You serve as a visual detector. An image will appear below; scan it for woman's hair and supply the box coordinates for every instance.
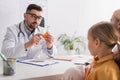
[88,21,120,67]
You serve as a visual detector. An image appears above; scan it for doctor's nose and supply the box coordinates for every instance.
[34,19,41,25]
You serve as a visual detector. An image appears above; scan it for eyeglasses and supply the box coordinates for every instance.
[26,13,42,20]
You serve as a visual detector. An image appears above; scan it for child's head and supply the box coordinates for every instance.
[87,22,120,59]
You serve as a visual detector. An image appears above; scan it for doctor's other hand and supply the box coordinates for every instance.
[43,33,54,49]
[25,33,41,49]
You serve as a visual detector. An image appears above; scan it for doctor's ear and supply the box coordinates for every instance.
[24,13,27,19]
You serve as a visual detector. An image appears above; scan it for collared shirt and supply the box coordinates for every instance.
[23,22,34,39]
[85,54,120,80]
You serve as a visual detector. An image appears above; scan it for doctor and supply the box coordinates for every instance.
[1,4,57,59]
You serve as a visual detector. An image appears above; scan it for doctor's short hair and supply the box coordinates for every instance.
[26,4,42,13]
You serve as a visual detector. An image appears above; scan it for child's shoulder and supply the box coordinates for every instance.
[103,60,119,71]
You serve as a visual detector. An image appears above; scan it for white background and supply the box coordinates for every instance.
[0,0,120,54]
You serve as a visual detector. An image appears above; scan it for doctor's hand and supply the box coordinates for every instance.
[43,33,54,49]
[25,33,41,49]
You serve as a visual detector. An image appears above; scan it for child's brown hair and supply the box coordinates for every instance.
[88,21,120,68]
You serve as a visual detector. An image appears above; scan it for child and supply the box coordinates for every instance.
[62,21,120,80]
[85,21,120,80]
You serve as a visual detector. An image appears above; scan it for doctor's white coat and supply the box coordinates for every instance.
[1,21,57,59]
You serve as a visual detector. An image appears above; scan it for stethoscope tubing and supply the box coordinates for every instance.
[18,22,25,37]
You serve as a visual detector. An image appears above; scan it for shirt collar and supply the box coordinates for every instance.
[23,21,35,37]
[96,54,114,63]
[91,54,114,67]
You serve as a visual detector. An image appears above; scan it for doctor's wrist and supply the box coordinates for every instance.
[47,45,53,50]
[24,41,33,49]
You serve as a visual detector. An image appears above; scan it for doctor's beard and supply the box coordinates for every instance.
[29,22,39,30]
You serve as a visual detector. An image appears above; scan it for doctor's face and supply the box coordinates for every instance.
[24,9,42,31]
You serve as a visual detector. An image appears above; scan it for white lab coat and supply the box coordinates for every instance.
[1,21,57,59]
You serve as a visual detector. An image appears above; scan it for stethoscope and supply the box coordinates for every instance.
[18,22,25,37]
[17,22,53,57]
[17,22,36,38]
